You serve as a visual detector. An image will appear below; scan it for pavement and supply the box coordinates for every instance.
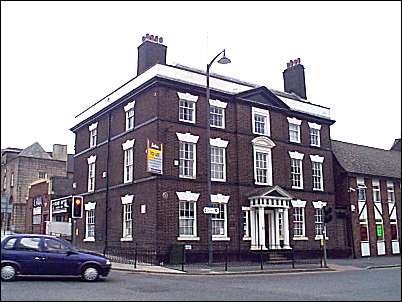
[110,255,401,275]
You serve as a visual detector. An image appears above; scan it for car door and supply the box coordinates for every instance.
[40,237,75,275]
[14,236,44,275]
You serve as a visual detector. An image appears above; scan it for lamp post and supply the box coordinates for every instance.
[206,49,231,266]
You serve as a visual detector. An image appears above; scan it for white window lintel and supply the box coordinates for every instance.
[124,100,136,112]
[84,202,96,211]
[210,137,229,148]
[289,151,304,160]
[312,201,327,209]
[122,139,135,150]
[121,194,134,205]
[211,194,230,204]
[287,117,302,125]
[177,92,198,102]
[88,122,98,131]
[291,199,307,208]
[310,155,324,163]
[87,155,97,164]
[308,122,322,130]
[176,191,200,202]
[209,99,227,108]
[176,132,199,144]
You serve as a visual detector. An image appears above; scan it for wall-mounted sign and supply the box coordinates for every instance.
[147,139,163,174]
[52,197,71,214]
[376,224,383,239]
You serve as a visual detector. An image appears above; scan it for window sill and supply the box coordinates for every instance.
[211,125,225,129]
[211,178,226,182]
[83,237,95,242]
[314,235,329,240]
[289,140,301,144]
[253,131,269,136]
[120,237,133,242]
[179,119,196,124]
[212,237,230,241]
[293,236,308,241]
[255,182,271,186]
[313,188,324,192]
[179,175,196,180]
[291,186,304,190]
[124,180,133,185]
[177,236,200,241]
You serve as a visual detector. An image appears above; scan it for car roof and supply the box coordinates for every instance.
[4,234,59,239]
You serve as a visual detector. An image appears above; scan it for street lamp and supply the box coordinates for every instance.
[206,49,231,266]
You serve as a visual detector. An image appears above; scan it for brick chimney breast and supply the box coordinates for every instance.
[137,33,167,76]
[283,58,307,99]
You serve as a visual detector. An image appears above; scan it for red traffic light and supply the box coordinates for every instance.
[71,196,83,219]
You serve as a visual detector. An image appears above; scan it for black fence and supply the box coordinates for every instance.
[91,242,327,272]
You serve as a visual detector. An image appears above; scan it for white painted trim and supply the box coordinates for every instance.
[83,237,95,242]
[124,100,135,112]
[287,117,302,125]
[87,155,97,164]
[177,236,200,241]
[357,177,365,185]
[210,193,230,204]
[210,137,229,148]
[292,236,308,241]
[314,235,329,240]
[312,201,327,209]
[308,122,322,130]
[387,181,394,188]
[121,194,134,205]
[242,206,250,211]
[176,191,200,202]
[289,151,304,160]
[310,154,325,163]
[120,237,133,242]
[84,202,96,211]
[122,139,135,150]
[291,199,307,208]
[176,132,199,144]
[212,237,231,241]
[372,179,380,186]
[209,99,227,108]
[177,92,199,102]
[252,136,276,149]
[88,122,98,131]
[253,146,273,186]
[252,107,269,116]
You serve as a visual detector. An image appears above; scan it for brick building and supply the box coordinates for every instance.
[332,140,401,258]
[25,176,73,237]
[70,34,350,262]
[1,142,72,233]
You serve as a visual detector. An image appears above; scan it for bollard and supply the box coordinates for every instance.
[181,244,185,272]
[225,244,228,272]
[260,245,263,270]
[134,243,138,269]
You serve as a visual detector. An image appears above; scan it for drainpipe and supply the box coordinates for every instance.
[103,112,112,255]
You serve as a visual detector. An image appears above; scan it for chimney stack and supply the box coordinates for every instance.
[137,33,167,76]
[52,144,67,161]
[283,58,307,99]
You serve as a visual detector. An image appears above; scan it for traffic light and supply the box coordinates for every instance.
[323,206,333,224]
[71,196,83,218]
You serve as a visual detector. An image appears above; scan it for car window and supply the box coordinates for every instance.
[43,238,70,253]
[3,237,17,250]
[17,237,41,252]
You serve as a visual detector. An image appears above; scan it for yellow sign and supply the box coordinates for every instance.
[147,139,163,174]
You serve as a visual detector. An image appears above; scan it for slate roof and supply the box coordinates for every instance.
[18,142,52,160]
[391,138,401,151]
[332,140,401,179]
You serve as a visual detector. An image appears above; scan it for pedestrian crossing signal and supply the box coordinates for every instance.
[72,196,83,218]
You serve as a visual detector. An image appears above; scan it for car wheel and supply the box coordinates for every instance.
[1,264,16,281]
[82,266,99,282]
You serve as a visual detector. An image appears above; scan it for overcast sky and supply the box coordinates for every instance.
[1,1,401,154]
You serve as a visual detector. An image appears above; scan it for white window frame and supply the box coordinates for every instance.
[287,117,302,143]
[124,101,135,131]
[211,194,230,241]
[122,139,135,184]
[372,179,382,222]
[252,107,270,136]
[87,155,96,192]
[289,151,304,189]
[291,199,307,240]
[310,155,324,191]
[209,99,227,129]
[121,194,134,241]
[176,191,200,240]
[308,122,321,147]
[177,132,199,179]
[10,173,14,187]
[84,202,96,242]
[89,122,98,148]
[242,206,251,240]
[252,137,275,185]
[210,138,228,182]
[178,92,198,124]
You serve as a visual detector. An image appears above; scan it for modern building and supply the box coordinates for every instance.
[25,176,74,238]
[1,142,72,233]
[332,140,401,257]
[71,34,350,262]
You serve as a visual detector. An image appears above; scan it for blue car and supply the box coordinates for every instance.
[1,234,111,281]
